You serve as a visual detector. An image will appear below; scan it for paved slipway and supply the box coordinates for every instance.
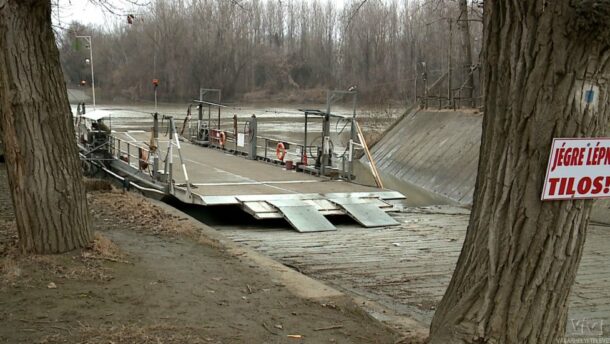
[218,206,610,338]
[364,109,610,224]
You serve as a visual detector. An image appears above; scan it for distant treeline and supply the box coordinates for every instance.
[58,0,482,104]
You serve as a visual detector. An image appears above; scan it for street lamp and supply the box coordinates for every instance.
[75,35,96,111]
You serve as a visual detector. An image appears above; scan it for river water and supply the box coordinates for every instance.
[74,102,449,207]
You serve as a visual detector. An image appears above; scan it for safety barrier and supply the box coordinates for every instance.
[199,125,318,167]
[110,136,152,172]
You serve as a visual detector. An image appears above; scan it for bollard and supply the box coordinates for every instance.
[246,115,257,160]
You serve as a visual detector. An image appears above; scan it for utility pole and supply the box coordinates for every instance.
[458,0,474,107]
[447,19,453,108]
[422,62,428,109]
[76,35,95,111]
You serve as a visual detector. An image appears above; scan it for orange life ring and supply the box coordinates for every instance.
[301,153,308,165]
[219,131,226,146]
[276,142,286,161]
[139,148,149,170]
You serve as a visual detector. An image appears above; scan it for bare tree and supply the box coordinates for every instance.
[58,0,483,104]
[429,0,610,342]
[0,0,91,253]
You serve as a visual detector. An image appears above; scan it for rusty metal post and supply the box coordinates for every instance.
[247,115,257,160]
[197,104,203,140]
[153,112,159,177]
[348,93,357,180]
[233,114,238,152]
[321,92,332,176]
[264,139,268,160]
[303,112,308,164]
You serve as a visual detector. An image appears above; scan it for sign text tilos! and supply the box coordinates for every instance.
[542,138,610,200]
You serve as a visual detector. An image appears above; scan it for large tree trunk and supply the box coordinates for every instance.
[429,1,609,343]
[457,0,474,107]
[0,0,92,253]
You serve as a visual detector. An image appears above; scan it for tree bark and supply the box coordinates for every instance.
[429,1,609,343]
[0,0,92,253]
[457,0,474,107]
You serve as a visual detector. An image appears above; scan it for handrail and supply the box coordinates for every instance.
[100,166,166,195]
[182,115,352,172]
[256,135,302,148]
[111,136,150,157]
[78,151,164,195]
[81,141,110,156]
[110,135,153,172]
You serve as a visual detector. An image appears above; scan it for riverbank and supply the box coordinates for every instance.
[368,108,610,223]
[0,164,409,343]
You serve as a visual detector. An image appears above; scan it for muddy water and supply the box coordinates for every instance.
[75,103,449,207]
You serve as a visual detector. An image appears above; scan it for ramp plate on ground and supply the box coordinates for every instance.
[268,200,336,232]
[331,198,399,227]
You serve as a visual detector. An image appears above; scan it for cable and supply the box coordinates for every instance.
[308,135,322,159]
[334,117,350,135]
[223,105,304,116]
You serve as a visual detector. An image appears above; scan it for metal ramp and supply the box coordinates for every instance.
[230,192,404,232]
[330,197,400,227]
[268,200,336,232]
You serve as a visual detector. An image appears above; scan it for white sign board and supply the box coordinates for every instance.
[542,138,610,200]
[237,133,245,147]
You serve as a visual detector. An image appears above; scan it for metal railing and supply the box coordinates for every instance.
[258,136,316,165]
[181,108,362,179]
[191,123,359,174]
[191,124,318,166]
[110,136,153,172]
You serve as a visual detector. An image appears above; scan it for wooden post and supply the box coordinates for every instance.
[355,121,383,189]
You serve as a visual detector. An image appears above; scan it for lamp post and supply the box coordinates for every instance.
[76,35,96,111]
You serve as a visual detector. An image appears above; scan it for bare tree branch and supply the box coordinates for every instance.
[347,0,368,27]
[229,0,249,12]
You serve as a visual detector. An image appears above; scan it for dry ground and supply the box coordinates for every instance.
[0,164,407,344]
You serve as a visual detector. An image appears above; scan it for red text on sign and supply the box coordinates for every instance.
[547,176,610,196]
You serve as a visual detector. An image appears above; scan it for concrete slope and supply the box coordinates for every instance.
[365,109,610,224]
[592,199,610,224]
[367,109,483,205]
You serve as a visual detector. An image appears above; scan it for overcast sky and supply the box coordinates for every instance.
[54,0,352,29]
[54,0,137,28]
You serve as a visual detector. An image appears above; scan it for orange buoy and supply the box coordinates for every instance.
[276,142,286,161]
[219,131,226,146]
[139,148,149,170]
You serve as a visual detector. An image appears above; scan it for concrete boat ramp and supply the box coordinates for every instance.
[218,206,610,336]
[109,130,403,232]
